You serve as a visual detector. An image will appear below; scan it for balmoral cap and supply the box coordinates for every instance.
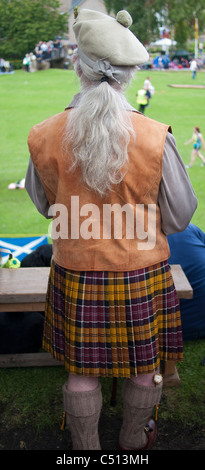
[73,9,149,67]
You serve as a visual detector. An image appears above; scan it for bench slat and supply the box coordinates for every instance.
[0,265,193,311]
[170,265,193,299]
[0,267,49,304]
[0,352,62,368]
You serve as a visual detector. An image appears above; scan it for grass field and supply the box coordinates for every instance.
[0,68,205,448]
[0,68,205,234]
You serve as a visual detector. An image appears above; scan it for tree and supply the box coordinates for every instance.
[104,0,125,13]
[104,0,161,44]
[104,0,205,46]
[164,0,205,46]
[0,0,68,59]
[154,0,205,47]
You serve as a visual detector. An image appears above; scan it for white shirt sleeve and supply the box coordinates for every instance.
[159,132,197,235]
[25,157,52,219]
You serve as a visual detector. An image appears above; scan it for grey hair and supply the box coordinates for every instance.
[63,53,136,196]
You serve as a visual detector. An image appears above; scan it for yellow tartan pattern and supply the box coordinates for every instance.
[43,261,183,377]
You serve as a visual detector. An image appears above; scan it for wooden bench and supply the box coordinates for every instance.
[0,265,193,386]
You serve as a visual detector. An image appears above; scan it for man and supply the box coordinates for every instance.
[190,58,197,79]
[25,9,197,450]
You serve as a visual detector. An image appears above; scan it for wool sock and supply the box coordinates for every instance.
[119,378,162,449]
[62,382,102,450]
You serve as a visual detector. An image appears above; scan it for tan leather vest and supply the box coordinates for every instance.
[28,109,171,271]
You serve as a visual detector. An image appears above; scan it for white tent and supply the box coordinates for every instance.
[150,38,177,54]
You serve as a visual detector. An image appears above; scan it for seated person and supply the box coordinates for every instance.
[168,223,205,340]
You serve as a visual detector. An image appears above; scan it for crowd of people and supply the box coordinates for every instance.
[143,49,205,72]
[34,39,63,61]
[22,39,66,72]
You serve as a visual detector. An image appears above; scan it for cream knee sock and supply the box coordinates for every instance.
[62,382,102,450]
[119,379,162,450]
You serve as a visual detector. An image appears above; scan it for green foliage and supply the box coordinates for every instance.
[163,0,205,46]
[104,0,160,44]
[174,20,189,47]
[166,0,205,32]
[104,0,124,14]
[127,1,159,45]
[0,0,68,60]
[11,59,23,70]
[104,0,205,46]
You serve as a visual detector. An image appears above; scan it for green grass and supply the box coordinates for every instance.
[1,68,205,439]
[1,340,205,433]
[161,339,205,425]
[127,70,205,232]
[0,69,79,234]
[0,68,205,234]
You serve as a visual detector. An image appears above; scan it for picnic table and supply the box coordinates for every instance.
[0,265,193,386]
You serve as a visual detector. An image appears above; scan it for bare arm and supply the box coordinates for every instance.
[184,138,193,145]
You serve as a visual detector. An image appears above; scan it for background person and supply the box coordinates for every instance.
[136,86,148,113]
[143,76,154,106]
[185,126,205,168]
[23,53,30,72]
[25,9,197,451]
[190,58,197,79]
[168,224,205,341]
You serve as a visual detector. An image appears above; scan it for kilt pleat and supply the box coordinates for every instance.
[42,260,183,377]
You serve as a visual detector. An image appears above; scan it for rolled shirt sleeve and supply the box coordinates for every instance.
[159,132,197,235]
[25,157,52,219]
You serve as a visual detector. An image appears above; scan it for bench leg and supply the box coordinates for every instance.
[110,377,118,406]
[160,360,181,387]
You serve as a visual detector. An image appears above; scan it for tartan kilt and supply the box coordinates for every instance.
[42,260,183,377]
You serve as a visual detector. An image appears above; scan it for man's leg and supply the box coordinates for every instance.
[119,372,163,450]
[63,375,102,450]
